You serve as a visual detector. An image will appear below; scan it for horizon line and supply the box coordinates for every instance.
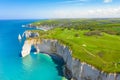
[0,17,120,20]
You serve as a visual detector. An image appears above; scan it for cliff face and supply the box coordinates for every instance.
[21,40,33,57]
[23,31,39,38]
[21,39,120,80]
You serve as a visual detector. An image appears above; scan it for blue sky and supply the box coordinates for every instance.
[0,0,120,19]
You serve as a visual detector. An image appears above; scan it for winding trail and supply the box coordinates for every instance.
[82,47,107,63]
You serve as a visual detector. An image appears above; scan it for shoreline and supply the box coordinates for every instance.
[21,19,120,79]
[21,38,120,80]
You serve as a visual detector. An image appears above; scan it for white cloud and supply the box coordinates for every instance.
[20,7,120,19]
[49,7,120,18]
[104,0,112,3]
[52,9,89,18]
[88,7,120,17]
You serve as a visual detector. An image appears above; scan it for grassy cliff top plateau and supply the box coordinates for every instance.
[32,18,120,35]
[30,19,120,73]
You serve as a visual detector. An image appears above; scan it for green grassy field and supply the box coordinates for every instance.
[32,18,120,35]
[30,19,120,73]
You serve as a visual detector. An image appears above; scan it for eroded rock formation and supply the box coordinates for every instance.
[21,38,120,80]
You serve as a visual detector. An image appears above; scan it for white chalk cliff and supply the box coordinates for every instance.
[21,38,120,80]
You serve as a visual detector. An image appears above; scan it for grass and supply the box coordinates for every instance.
[31,28,120,73]
[31,18,120,35]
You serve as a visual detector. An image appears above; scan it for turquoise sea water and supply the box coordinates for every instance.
[0,20,65,80]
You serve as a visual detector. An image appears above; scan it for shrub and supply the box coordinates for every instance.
[104,30,117,35]
[74,33,80,37]
[84,30,103,36]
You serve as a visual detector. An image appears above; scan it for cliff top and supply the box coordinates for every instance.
[29,19,120,73]
[31,18,120,35]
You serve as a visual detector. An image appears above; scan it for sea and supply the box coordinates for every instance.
[0,20,66,80]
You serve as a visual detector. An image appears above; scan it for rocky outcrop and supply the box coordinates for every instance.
[21,39,41,57]
[27,24,54,31]
[21,40,32,57]
[22,31,39,38]
[21,39,120,80]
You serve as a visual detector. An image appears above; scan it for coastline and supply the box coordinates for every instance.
[21,38,120,80]
[21,29,120,80]
[21,18,120,80]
